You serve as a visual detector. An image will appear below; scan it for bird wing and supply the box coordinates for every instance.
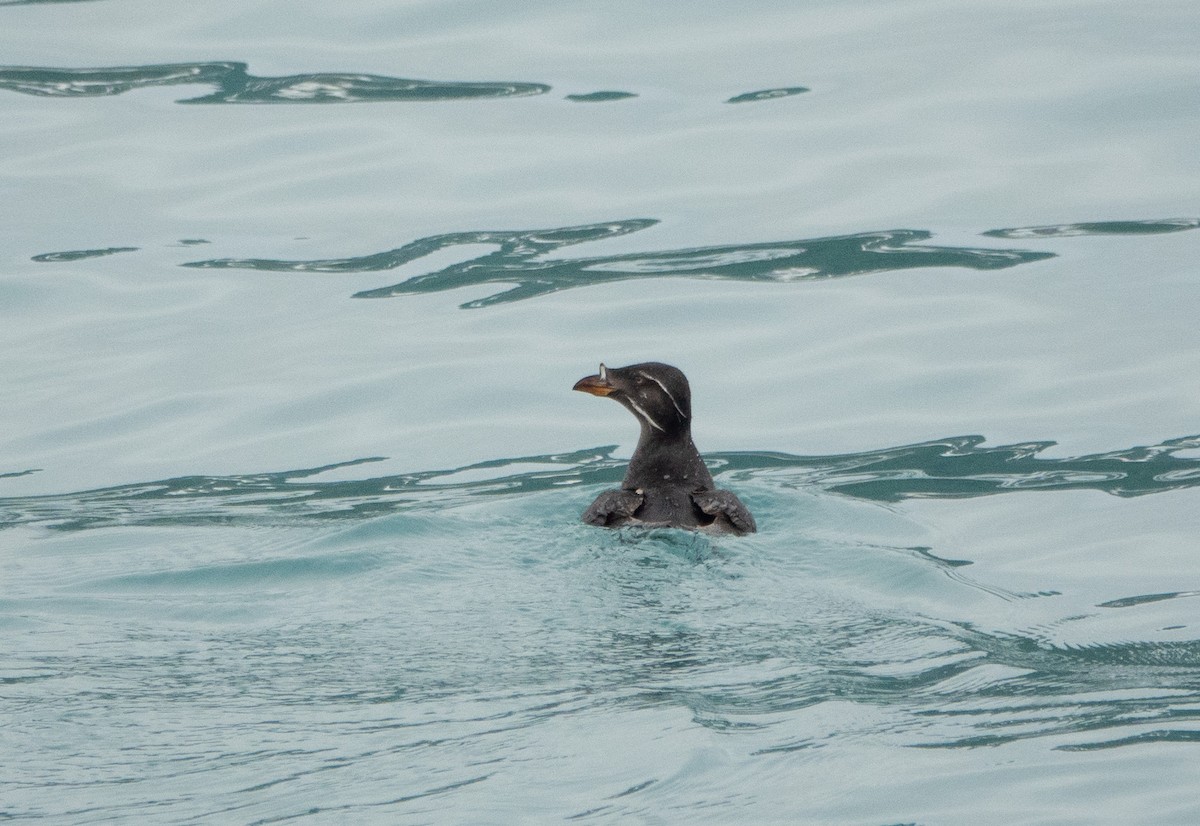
[691,489,757,534]
[582,488,644,526]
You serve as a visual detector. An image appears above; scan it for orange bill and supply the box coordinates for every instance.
[573,373,615,396]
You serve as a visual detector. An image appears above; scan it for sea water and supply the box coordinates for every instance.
[2,1,1199,822]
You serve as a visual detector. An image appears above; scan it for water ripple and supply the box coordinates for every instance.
[182,219,1054,308]
[767,433,1200,502]
[1098,591,1200,609]
[5,448,1199,814]
[31,246,138,263]
[984,217,1200,239]
[565,91,638,102]
[3,434,1198,531]
[0,62,550,104]
[726,86,810,103]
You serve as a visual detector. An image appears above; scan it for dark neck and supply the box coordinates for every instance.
[623,425,714,492]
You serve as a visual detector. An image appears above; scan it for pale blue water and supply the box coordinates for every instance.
[2,1,1200,823]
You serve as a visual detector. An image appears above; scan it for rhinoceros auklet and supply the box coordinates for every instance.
[573,361,756,535]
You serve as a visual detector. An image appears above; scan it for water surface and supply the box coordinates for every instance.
[2,0,1199,822]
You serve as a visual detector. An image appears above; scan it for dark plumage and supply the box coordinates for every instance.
[573,362,756,535]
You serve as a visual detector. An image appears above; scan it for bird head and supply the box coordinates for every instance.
[573,361,692,436]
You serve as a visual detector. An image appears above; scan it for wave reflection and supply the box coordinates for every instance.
[3,434,1197,532]
[565,91,638,102]
[726,86,810,103]
[747,433,1200,502]
[31,246,138,263]
[184,219,1055,308]
[984,217,1200,239]
[0,62,551,104]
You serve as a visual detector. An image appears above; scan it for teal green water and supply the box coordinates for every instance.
[3,1,1200,823]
